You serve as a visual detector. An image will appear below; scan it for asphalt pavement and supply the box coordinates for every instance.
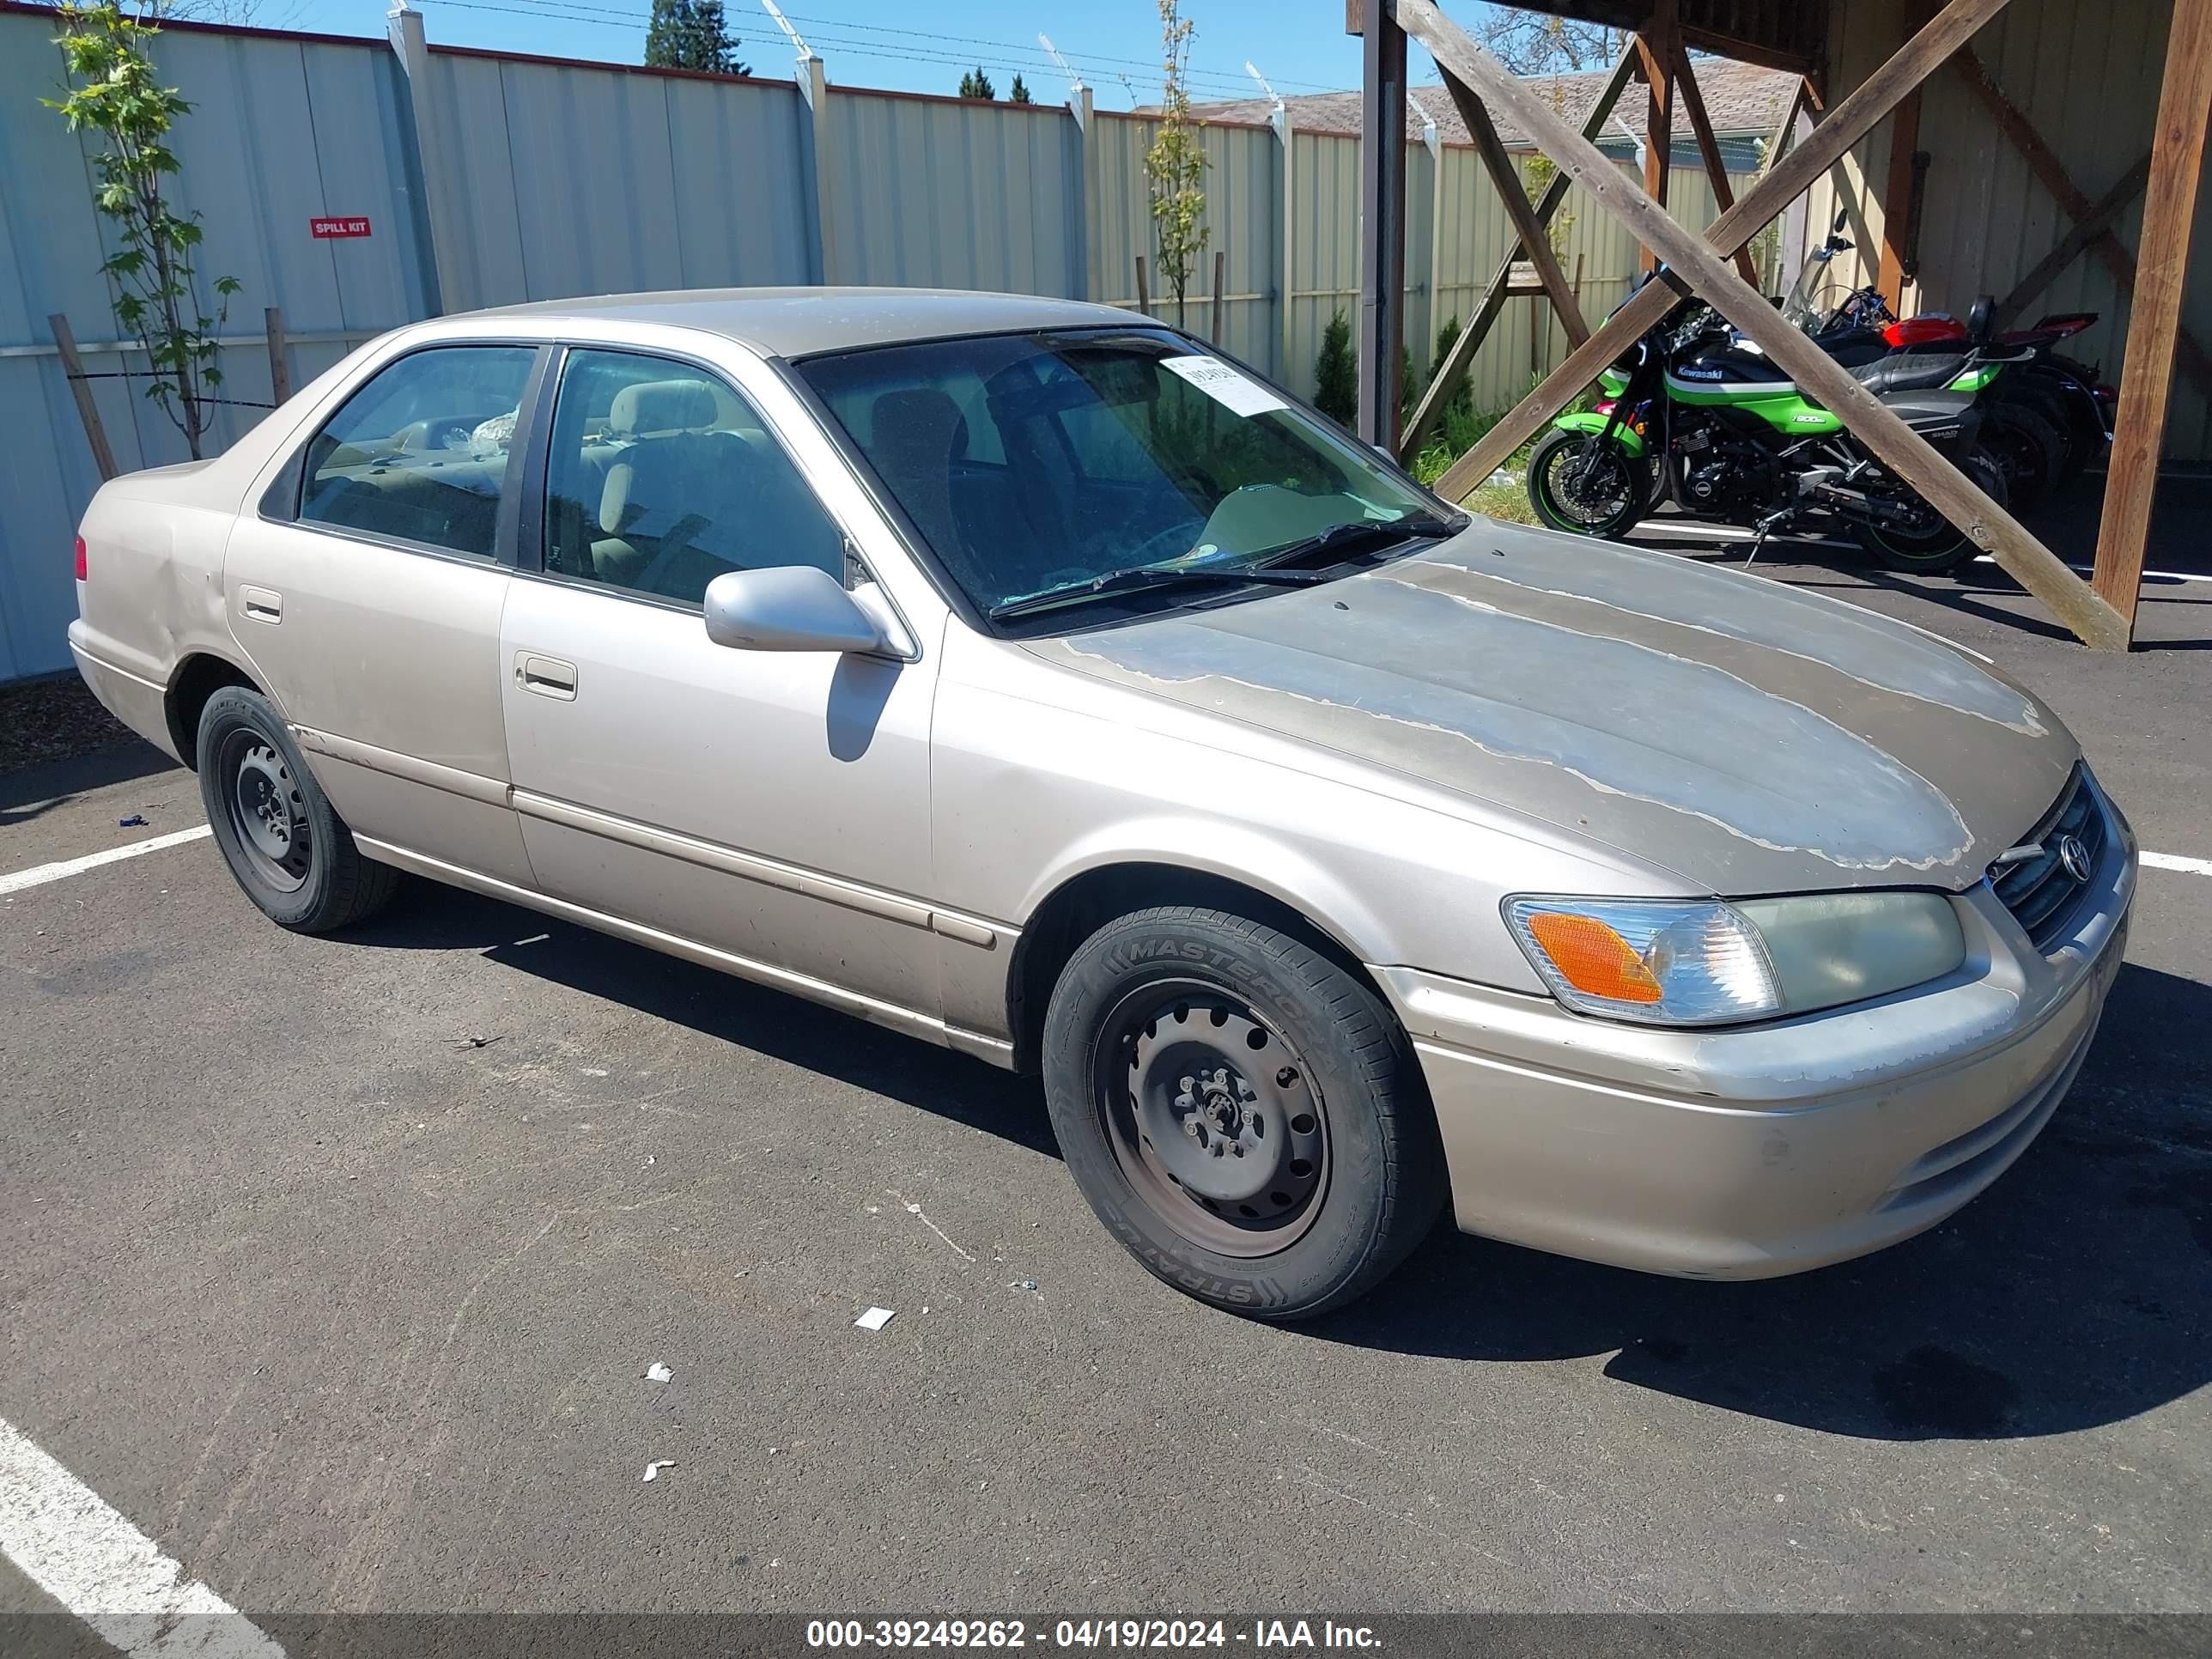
[1,542,2208,1632]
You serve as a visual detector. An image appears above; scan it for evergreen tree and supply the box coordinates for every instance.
[645,0,746,76]
[1314,310,1357,424]
[1429,313,1472,422]
[959,67,997,100]
[1009,74,1033,104]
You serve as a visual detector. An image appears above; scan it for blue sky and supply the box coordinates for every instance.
[281,0,1475,109]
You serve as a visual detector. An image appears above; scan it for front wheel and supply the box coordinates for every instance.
[1526,428,1652,539]
[197,685,400,933]
[1040,908,1446,1321]
[1853,447,2008,576]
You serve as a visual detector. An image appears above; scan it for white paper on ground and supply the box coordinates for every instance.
[854,1307,896,1332]
[1159,355,1285,418]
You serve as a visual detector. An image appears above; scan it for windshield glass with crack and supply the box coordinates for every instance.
[797,328,1449,623]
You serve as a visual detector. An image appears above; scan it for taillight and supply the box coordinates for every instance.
[74,535,87,581]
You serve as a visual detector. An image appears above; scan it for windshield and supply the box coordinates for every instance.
[796,329,1452,624]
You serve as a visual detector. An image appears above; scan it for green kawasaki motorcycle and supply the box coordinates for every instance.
[1524,294,2015,574]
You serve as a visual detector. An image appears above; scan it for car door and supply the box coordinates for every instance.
[225,340,547,887]
[498,343,943,1027]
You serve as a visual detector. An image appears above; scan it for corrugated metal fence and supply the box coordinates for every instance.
[0,2,1765,681]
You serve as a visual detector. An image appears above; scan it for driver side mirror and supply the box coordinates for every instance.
[702,565,913,659]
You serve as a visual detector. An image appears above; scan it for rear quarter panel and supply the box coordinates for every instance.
[71,465,257,758]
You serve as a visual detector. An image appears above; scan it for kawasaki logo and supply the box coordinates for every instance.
[1675,367,1724,380]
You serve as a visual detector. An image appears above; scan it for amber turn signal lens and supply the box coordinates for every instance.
[1525,912,1663,1003]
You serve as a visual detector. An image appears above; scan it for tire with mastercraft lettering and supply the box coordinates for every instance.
[1041,907,1446,1321]
[197,685,400,933]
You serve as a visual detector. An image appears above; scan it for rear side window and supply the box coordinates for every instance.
[540,348,847,607]
[298,346,538,559]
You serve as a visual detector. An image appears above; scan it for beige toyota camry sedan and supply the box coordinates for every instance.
[70,289,2136,1318]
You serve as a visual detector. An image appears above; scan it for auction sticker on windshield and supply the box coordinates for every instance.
[1160,355,1285,417]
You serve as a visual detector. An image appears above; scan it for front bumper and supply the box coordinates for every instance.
[1380,799,2136,1279]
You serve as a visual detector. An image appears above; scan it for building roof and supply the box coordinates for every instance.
[1180,58,1797,149]
[459,288,1134,358]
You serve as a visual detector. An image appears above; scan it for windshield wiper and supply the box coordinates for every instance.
[1254,514,1463,571]
[988,562,1331,623]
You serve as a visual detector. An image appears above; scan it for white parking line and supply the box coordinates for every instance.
[0,1414,283,1657]
[2143,850,2212,878]
[1974,554,2212,585]
[0,825,210,897]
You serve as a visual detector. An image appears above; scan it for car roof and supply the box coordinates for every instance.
[459,287,1144,359]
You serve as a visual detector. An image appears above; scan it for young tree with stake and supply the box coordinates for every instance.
[1144,0,1207,327]
[46,1,241,462]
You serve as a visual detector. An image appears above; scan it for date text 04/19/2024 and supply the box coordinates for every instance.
[804,1620,1382,1650]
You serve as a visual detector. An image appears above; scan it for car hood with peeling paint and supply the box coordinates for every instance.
[1020,524,2079,896]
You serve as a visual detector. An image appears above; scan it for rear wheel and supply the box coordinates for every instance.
[1854,447,2008,576]
[1527,428,1652,539]
[197,685,400,933]
[1041,907,1445,1321]
[1980,399,2066,509]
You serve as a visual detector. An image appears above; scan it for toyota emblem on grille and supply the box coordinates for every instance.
[2057,834,2093,883]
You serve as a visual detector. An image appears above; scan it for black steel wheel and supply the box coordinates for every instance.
[196,684,400,933]
[1098,981,1331,1257]
[216,728,313,896]
[1041,906,1446,1320]
[1526,428,1652,539]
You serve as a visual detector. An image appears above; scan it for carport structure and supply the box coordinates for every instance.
[1352,0,2212,650]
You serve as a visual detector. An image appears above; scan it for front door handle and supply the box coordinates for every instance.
[516,653,578,700]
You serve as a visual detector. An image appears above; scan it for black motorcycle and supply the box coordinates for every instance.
[1787,221,2112,504]
[1528,292,2008,574]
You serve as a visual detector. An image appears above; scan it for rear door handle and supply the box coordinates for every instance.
[240,586,283,624]
[516,653,578,700]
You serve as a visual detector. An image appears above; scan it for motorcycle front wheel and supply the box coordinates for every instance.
[1526,428,1653,540]
[1853,447,2008,576]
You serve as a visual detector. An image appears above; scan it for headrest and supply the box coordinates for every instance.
[609,379,716,438]
[868,388,969,463]
[599,429,764,536]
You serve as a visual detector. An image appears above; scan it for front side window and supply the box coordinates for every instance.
[541,349,846,608]
[797,329,1453,625]
[299,345,537,558]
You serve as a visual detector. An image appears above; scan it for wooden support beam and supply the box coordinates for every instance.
[1634,0,1675,273]
[1875,3,1933,310]
[1398,0,2130,653]
[1673,44,1759,286]
[1433,0,2027,503]
[1446,79,1590,348]
[2091,1,2212,640]
[1953,44,2212,390]
[49,313,118,483]
[264,307,292,407]
[1874,101,1923,309]
[1759,76,1806,177]
[1398,46,1637,461]
[1996,153,2150,327]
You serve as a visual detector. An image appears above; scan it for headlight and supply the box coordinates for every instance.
[1505,891,1966,1026]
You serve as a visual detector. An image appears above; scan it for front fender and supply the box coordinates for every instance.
[1552,411,1647,457]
